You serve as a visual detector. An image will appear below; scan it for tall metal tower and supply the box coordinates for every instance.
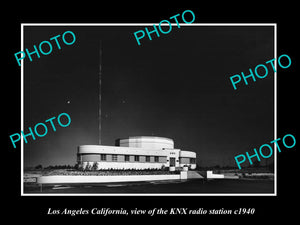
[99,41,102,145]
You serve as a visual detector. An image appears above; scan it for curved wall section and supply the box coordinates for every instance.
[119,136,174,150]
[180,150,196,158]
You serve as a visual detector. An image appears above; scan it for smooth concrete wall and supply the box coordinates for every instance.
[37,174,181,184]
[207,171,225,179]
[180,171,187,179]
[180,150,196,158]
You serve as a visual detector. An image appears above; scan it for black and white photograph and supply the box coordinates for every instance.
[21,24,275,195]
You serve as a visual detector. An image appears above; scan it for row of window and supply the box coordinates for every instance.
[190,158,196,164]
[124,155,158,162]
[111,155,158,162]
[80,154,160,162]
[78,154,196,164]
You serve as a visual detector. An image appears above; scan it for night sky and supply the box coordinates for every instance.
[23,25,274,168]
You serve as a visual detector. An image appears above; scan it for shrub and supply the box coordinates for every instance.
[92,162,98,171]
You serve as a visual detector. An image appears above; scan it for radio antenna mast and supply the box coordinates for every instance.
[99,40,102,145]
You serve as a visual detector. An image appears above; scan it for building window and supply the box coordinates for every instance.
[112,155,118,162]
[101,154,106,161]
[154,156,159,162]
[125,155,130,162]
[134,155,139,162]
[146,156,150,162]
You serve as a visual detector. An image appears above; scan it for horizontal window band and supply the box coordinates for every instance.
[79,153,195,158]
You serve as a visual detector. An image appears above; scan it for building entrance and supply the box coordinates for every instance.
[169,157,176,167]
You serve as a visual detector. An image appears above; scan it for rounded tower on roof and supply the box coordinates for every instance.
[118,136,174,150]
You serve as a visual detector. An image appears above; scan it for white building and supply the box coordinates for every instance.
[77,136,196,171]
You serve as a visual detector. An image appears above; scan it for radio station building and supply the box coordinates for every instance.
[77,136,196,171]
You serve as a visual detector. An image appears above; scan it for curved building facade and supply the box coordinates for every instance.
[77,136,196,170]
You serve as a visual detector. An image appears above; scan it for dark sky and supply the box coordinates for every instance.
[24,25,274,167]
